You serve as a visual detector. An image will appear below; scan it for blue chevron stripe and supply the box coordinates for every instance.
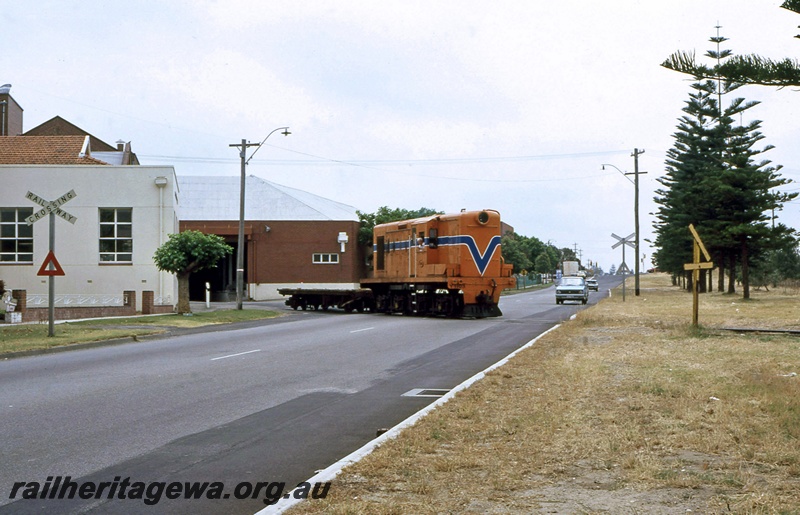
[437,235,502,276]
[373,234,502,276]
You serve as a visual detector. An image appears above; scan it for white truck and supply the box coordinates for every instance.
[562,260,580,276]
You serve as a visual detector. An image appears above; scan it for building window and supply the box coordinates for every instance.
[0,208,34,263]
[99,208,133,262]
[312,253,339,264]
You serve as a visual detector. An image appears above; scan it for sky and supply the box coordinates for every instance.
[2,0,799,272]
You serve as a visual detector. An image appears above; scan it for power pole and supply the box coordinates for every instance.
[229,127,291,310]
[230,139,260,310]
[626,148,646,296]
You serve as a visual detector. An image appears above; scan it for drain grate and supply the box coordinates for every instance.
[402,388,450,398]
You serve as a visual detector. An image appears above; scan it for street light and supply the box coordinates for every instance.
[230,127,291,310]
[603,150,646,296]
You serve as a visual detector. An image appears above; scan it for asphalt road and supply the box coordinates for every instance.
[0,276,622,514]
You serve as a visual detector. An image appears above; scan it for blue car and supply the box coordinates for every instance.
[556,276,588,304]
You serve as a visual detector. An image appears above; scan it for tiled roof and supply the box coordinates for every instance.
[0,135,109,165]
[178,175,359,221]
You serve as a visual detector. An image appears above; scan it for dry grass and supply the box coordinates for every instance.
[290,274,800,514]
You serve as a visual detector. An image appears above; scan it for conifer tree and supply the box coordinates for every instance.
[655,31,797,298]
[662,1,800,87]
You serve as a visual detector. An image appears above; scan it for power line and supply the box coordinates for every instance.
[138,148,636,183]
[139,148,631,166]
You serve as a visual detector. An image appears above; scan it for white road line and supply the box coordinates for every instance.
[349,327,374,333]
[210,349,261,361]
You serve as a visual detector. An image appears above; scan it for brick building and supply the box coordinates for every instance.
[179,175,366,301]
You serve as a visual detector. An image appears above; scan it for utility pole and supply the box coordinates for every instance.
[625,148,646,296]
[229,127,290,310]
[230,139,260,310]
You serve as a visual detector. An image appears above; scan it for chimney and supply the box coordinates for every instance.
[116,139,125,151]
[0,84,24,136]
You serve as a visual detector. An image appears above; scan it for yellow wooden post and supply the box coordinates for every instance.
[684,224,713,326]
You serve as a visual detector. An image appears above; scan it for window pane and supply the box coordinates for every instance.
[19,254,33,262]
[332,254,339,263]
[0,225,15,238]
[118,239,133,252]
[99,209,115,222]
[117,254,132,262]
[99,240,116,252]
[18,224,32,237]
[0,240,15,252]
[100,254,115,261]
[117,224,132,238]
[116,209,132,223]
[0,210,15,222]
[18,241,33,253]
[0,254,14,262]
[100,225,115,238]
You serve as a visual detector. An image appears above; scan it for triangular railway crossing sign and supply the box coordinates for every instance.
[37,250,66,276]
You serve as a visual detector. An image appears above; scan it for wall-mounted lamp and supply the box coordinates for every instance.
[265,225,271,233]
[337,232,349,253]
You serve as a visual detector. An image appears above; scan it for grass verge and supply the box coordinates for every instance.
[290,274,800,513]
[0,309,280,356]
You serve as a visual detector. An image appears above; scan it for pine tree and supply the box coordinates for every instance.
[653,78,722,285]
[662,1,800,87]
[655,31,797,298]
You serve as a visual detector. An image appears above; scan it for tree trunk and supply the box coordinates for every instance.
[727,253,736,294]
[741,239,750,300]
[177,273,191,314]
[717,258,725,292]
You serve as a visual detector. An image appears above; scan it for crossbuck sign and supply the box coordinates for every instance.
[24,189,78,337]
[25,190,78,225]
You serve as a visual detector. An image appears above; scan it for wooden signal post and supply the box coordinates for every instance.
[684,224,713,326]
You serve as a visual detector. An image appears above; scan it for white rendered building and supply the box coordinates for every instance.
[0,158,178,311]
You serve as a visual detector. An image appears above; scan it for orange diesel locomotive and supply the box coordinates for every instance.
[361,209,515,317]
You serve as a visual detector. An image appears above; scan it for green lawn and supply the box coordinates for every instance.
[0,309,280,356]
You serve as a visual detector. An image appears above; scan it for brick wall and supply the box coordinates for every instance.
[142,290,174,315]
[12,289,173,322]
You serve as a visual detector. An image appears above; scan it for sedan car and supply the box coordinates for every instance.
[586,277,599,291]
[555,276,589,304]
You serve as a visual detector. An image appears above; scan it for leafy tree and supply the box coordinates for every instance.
[747,234,800,289]
[153,231,233,314]
[534,252,553,274]
[500,232,532,274]
[356,206,441,247]
[662,1,800,87]
[544,245,560,273]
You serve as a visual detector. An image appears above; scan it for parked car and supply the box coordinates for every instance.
[586,277,599,291]
[555,276,588,304]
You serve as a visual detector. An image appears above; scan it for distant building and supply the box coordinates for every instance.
[179,175,366,301]
[24,115,140,165]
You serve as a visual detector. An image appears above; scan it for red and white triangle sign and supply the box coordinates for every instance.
[37,250,65,276]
